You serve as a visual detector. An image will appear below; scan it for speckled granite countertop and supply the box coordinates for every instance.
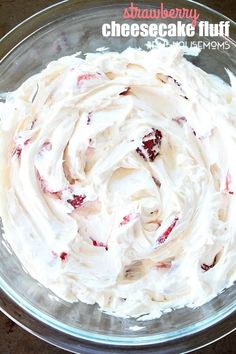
[0,0,235,353]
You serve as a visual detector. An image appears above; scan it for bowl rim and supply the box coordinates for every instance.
[0,0,236,59]
[1,285,236,352]
[0,0,236,350]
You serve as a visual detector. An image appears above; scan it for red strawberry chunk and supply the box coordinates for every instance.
[225,171,234,194]
[67,194,86,209]
[119,213,138,226]
[24,139,31,145]
[120,215,131,226]
[13,138,31,158]
[225,171,231,191]
[14,146,22,158]
[157,217,179,244]
[136,129,162,162]
[168,75,181,87]
[152,176,161,188]
[87,112,93,125]
[119,87,131,96]
[60,252,68,261]
[52,251,68,261]
[35,169,47,193]
[77,73,97,86]
[201,263,210,271]
[172,116,187,126]
[39,141,52,155]
[35,169,62,198]
[155,261,172,269]
[92,239,108,251]
[201,255,217,272]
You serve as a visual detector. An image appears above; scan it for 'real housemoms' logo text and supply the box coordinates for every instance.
[102,2,230,38]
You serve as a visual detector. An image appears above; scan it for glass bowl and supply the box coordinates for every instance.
[0,1,236,353]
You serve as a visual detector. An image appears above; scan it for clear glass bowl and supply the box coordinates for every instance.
[0,1,236,353]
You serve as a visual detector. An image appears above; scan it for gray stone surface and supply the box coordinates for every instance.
[0,0,235,353]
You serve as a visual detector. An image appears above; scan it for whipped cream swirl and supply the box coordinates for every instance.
[1,47,236,319]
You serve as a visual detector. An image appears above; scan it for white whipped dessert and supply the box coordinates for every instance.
[1,46,236,320]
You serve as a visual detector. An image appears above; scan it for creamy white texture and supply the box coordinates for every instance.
[1,47,236,320]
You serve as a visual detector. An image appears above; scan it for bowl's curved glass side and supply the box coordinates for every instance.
[1,288,236,353]
[0,0,236,349]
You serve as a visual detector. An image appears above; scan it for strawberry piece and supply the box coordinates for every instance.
[35,169,48,193]
[77,73,97,86]
[168,75,181,87]
[92,239,108,251]
[172,116,187,126]
[120,215,131,226]
[152,176,161,188]
[201,263,210,271]
[119,87,131,96]
[67,194,86,209]
[225,171,234,194]
[225,171,231,191]
[136,129,162,162]
[157,217,179,244]
[168,77,189,99]
[87,112,92,125]
[60,252,68,261]
[35,169,62,198]
[119,213,138,226]
[30,119,37,129]
[14,146,22,158]
[13,138,31,158]
[201,255,217,272]
[24,139,31,145]
[39,141,52,155]
[155,261,172,269]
